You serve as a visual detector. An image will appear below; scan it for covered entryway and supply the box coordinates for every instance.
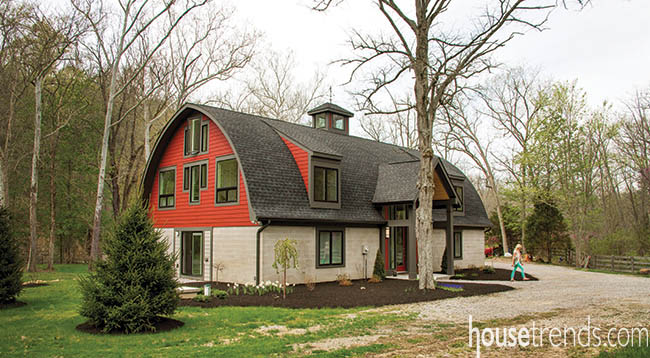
[385,226,408,272]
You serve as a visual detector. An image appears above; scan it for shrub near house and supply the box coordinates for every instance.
[78,202,178,333]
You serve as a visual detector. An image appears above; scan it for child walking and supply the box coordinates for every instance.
[511,244,530,281]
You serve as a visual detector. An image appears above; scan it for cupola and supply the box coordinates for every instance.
[307,102,354,135]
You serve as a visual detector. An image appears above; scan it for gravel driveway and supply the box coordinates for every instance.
[401,261,650,323]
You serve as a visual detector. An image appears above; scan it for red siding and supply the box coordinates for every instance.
[280,136,309,191]
[149,115,254,228]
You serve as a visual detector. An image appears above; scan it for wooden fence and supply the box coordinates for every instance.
[550,249,650,274]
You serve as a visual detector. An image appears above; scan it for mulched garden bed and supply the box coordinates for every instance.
[75,317,184,335]
[179,279,513,309]
[449,267,538,281]
[0,301,27,309]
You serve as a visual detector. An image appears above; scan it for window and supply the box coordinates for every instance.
[454,185,464,212]
[216,158,238,203]
[183,161,208,204]
[318,230,344,266]
[332,114,345,130]
[181,231,203,276]
[453,232,462,259]
[388,204,408,220]
[315,114,327,128]
[314,166,338,202]
[184,118,208,156]
[158,169,175,208]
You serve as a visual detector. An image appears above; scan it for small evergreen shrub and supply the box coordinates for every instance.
[212,289,228,299]
[372,249,385,280]
[78,202,179,333]
[0,206,23,304]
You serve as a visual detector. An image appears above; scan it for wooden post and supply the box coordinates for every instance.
[631,256,635,273]
[611,255,614,271]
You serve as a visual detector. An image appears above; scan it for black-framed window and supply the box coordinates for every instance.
[183,162,208,204]
[158,169,175,208]
[388,204,408,220]
[318,230,344,266]
[315,114,327,128]
[184,118,208,156]
[216,158,238,203]
[314,166,338,202]
[181,231,203,276]
[454,185,464,212]
[332,114,345,130]
[453,232,462,259]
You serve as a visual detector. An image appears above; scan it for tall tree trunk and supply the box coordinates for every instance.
[27,76,43,272]
[0,159,5,208]
[493,190,509,254]
[0,81,17,207]
[144,104,152,160]
[47,132,60,271]
[413,6,435,290]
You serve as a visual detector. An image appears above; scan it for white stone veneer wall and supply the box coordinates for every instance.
[453,229,486,269]
[261,226,380,284]
[211,226,259,284]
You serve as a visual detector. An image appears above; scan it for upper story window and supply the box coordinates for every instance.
[158,168,175,209]
[184,118,208,156]
[216,158,238,204]
[183,161,208,204]
[315,114,327,128]
[388,204,408,220]
[454,185,464,212]
[332,114,345,130]
[314,166,338,202]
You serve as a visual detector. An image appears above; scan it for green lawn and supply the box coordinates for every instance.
[598,345,650,358]
[1,265,406,358]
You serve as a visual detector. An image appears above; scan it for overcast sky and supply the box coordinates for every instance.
[233,0,650,122]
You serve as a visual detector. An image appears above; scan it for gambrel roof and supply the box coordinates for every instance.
[142,103,491,227]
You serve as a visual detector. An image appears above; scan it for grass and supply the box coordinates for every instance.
[1,264,409,358]
[597,345,650,357]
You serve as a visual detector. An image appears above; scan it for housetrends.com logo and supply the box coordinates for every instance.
[468,315,649,358]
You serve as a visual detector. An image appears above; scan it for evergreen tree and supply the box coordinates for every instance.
[372,249,385,280]
[79,202,178,333]
[525,198,572,261]
[0,206,23,304]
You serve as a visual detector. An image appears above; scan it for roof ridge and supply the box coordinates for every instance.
[193,102,422,155]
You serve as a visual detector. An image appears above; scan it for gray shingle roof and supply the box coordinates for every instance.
[306,102,354,117]
[372,161,420,203]
[144,104,490,227]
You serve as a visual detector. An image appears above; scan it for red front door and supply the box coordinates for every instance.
[385,227,407,272]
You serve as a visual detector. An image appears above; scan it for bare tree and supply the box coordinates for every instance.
[72,0,209,267]
[440,95,510,254]
[359,91,417,148]
[481,67,546,251]
[143,3,256,159]
[316,0,555,289]
[211,49,325,124]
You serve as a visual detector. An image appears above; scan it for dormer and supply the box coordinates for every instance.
[308,102,354,135]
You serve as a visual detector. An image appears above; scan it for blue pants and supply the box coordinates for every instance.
[511,262,525,280]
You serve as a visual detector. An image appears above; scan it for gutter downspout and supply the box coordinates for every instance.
[256,220,271,285]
